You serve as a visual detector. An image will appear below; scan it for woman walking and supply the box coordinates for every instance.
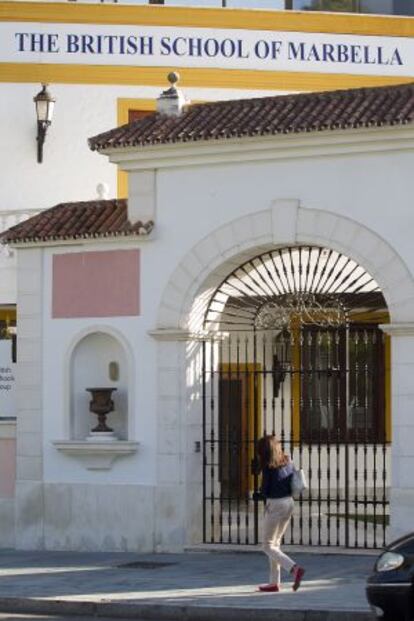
[257,435,305,593]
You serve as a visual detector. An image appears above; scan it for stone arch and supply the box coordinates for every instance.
[63,325,135,440]
[157,201,414,332]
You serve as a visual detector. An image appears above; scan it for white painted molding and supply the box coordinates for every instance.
[148,329,230,342]
[106,125,414,172]
[148,329,205,341]
[380,323,414,337]
[52,440,139,470]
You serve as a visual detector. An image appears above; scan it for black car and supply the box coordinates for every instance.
[367,533,414,621]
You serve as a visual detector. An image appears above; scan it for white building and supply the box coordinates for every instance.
[1,0,414,551]
[0,78,413,551]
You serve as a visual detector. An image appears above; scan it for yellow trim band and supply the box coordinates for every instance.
[1,63,412,90]
[117,97,156,124]
[2,2,414,38]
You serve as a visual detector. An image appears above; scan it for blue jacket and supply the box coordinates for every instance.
[261,463,294,499]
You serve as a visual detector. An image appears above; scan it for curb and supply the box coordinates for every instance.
[0,597,376,621]
[185,545,379,557]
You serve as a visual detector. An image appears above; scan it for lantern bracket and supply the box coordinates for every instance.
[33,84,55,164]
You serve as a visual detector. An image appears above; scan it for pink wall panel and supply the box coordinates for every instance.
[0,439,16,498]
[52,249,140,318]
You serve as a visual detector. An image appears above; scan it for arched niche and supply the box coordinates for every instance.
[70,331,129,440]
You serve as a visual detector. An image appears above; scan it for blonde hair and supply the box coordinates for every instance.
[257,435,289,471]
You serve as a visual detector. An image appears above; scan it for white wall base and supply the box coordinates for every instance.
[0,498,15,548]
[15,481,44,550]
[13,481,202,552]
[42,483,155,551]
[390,487,414,542]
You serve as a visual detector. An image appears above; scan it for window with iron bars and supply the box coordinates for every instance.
[0,307,16,364]
[141,0,414,16]
[68,0,414,16]
[299,324,386,444]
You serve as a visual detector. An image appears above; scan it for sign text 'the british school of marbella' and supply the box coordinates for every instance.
[2,23,413,77]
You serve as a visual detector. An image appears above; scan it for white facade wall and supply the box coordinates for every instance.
[153,149,414,286]
[0,76,283,550]
[0,82,285,307]
[11,126,414,550]
[0,82,285,214]
[0,253,16,305]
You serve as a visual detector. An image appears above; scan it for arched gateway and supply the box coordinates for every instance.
[201,245,390,549]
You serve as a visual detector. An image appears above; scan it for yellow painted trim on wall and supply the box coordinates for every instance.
[117,98,156,199]
[0,309,16,322]
[117,97,156,125]
[1,2,414,38]
[1,63,413,90]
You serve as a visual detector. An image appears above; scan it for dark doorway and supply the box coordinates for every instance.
[219,378,243,498]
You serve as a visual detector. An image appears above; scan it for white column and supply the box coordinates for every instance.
[381,323,414,541]
[150,329,203,551]
[128,170,155,224]
[15,248,44,549]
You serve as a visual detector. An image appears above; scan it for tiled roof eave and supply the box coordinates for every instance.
[89,83,414,153]
[2,229,155,247]
[0,198,156,246]
[95,123,414,174]
[93,119,414,153]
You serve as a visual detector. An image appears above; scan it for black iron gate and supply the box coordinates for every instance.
[201,246,390,549]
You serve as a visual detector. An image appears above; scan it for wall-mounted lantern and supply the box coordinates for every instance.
[33,84,55,164]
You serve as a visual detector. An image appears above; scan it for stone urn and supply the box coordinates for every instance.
[86,387,117,438]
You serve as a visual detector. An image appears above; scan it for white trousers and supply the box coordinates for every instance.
[262,496,295,585]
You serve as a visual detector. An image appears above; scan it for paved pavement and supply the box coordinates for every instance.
[0,617,176,621]
[0,613,174,621]
[0,548,378,620]
[0,617,145,621]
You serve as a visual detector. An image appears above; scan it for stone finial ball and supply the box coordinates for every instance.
[168,71,180,86]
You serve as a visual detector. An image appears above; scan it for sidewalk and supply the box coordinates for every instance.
[0,548,377,620]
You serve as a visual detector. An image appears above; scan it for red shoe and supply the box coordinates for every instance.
[258,583,280,592]
[292,565,305,591]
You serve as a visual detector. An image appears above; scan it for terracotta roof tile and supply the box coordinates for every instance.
[89,83,414,152]
[0,199,154,245]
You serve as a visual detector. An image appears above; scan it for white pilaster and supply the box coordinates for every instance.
[128,170,155,224]
[381,323,414,540]
[152,335,203,551]
[15,248,44,549]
